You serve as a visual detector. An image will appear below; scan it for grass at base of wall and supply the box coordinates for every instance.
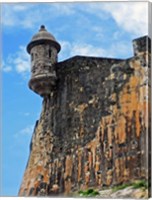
[132,180,148,190]
[78,188,100,197]
[112,183,132,192]
[112,180,148,192]
[77,179,148,197]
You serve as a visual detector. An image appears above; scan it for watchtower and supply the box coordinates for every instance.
[27,25,61,97]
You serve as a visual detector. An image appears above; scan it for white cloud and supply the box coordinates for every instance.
[14,46,30,73]
[2,4,36,28]
[1,61,12,72]
[14,124,34,138]
[2,3,76,29]
[13,5,29,11]
[92,26,104,40]
[79,3,110,20]
[71,43,105,57]
[59,40,72,60]
[24,112,30,116]
[2,2,148,36]
[51,3,75,15]
[3,66,12,72]
[89,2,148,36]
[104,2,148,35]
[2,2,148,42]
[59,39,133,61]
[4,46,30,76]
[108,41,133,58]
[112,31,124,40]
[20,125,34,135]
[59,40,107,60]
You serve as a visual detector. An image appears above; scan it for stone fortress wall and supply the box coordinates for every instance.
[18,26,151,196]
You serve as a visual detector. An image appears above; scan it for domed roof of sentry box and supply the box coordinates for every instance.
[27,25,61,53]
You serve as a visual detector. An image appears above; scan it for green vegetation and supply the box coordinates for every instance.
[132,180,148,189]
[78,188,99,197]
[112,180,148,192]
[77,180,148,197]
[112,183,132,192]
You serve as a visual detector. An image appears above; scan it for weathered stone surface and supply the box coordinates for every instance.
[110,187,148,198]
[28,26,60,96]
[18,35,151,197]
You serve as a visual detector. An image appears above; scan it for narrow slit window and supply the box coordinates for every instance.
[31,53,34,61]
[49,49,51,58]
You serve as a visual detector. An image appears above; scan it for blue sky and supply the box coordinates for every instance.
[1,1,149,196]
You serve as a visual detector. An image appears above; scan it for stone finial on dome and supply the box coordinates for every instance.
[40,25,46,30]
